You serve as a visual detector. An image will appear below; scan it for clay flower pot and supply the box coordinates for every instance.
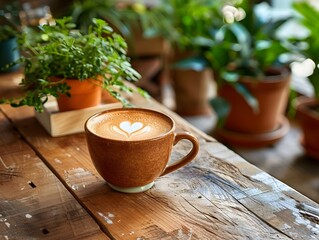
[215,68,291,148]
[296,96,319,160]
[56,78,102,112]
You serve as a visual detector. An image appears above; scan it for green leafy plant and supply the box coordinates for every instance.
[0,17,143,112]
[293,1,319,100]
[205,1,296,124]
[150,0,225,50]
[70,0,153,38]
[69,0,171,51]
[144,0,224,71]
[206,1,294,84]
[70,0,128,34]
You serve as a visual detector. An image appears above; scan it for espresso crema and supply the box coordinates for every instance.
[87,109,173,141]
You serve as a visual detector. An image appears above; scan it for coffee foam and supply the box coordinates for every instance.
[87,110,173,141]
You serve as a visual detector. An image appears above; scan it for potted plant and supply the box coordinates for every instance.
[292,1,319,160]
[69,0,170,101]
[206,1,295,148]
[70,0,169,55]
[0,1,21,72]
[70,0,128,35]
[0,16,143,112]
[145,0,226,116]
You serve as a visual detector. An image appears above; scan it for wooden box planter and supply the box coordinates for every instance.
[35,98,122,137]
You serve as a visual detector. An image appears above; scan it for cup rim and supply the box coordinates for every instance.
[85,107,175,142]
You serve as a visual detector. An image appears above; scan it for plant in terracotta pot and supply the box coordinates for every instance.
[70,0,168,54]
[206,0,297,148]
[292,1,319,160]
[0,16,142,112]
[69,0,169,101]
[70,0,128,35]
[0,1,21,72]
[145,0,226,117]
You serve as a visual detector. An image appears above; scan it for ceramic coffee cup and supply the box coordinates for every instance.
[85,108,199,193]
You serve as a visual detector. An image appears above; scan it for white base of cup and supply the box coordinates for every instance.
[107,181,155,193]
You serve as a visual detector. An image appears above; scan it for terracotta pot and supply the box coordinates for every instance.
[172,68,213,116]
[56,77,102,112]
[296,96,319,160]
[216,68,291,148]
[101,90,120,104]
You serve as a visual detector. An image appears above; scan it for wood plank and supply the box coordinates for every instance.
[2,100,319,240]
[0,110,109,240]
[1,74,318,239]
[232,119,319,203]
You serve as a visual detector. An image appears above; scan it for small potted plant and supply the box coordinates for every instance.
[292,1,319,160]
[206,0,296,148]
[0,1,21,72]
[0,16,142,112]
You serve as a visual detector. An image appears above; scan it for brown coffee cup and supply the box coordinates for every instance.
[85,108,199,193]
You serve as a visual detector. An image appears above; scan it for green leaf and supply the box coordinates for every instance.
[227,23,252,64]
[221,71,239,83]
[192,36,214,48]
[137,87,150,99]
[173,56,209,71]
[209,97,230,129]
[65,23,77,29]
[234,83,259,113]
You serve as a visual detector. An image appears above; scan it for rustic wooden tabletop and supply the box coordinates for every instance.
[1,71,318,240]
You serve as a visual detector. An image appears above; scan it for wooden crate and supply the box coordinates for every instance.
[35,99,122,137]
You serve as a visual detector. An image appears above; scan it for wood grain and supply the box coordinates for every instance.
[1,100,318,239]
[1,74,319,239]
[0,111,109,240]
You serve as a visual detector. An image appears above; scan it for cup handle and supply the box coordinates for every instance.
[160,132,199,176]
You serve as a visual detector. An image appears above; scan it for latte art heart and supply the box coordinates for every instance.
[112,121,151,139]
[120,121,143,134]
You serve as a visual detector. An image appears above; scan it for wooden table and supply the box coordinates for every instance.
[1,71,318,240]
